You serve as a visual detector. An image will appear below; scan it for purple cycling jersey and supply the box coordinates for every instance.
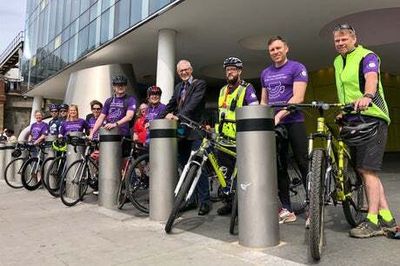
[102,95,137,136]
[30,122,48,141]
[362,53,379,74]
[59,118,89,136]
[147,103,167,121]
[260,60,308,123]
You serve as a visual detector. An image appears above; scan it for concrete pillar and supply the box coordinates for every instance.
[30,96,43,123]
[0,143,5,179]
[156,29,176,104]
[236,106,280,248]
[44,135,57,188]
[149,119,177,221]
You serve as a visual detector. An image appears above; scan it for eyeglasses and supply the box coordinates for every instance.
[60,110,67,113]
[334,24,355,33]
[178,67,191,74]
[50,110,58,113]
[92,108,101,110]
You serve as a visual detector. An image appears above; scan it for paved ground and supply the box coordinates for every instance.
[0,153,399,265]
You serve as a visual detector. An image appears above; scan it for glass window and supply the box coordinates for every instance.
[89,2,99,22]
[48,0,57,41]
[130,0,143,25]
[114,0,130,35]
[80,0,90,14]
[71,0,80,21]
[63,0,72,28]
[79,9,90,30]
[149,0,170,14]
[60,40,69,65]
[68,35,78,62]
[100,8,111,44]
[70,19,79,37]
[90,0,98,5]
[54,35,62,49]
[102,0,114,12]
[78,26,89,58]
[88,20,97,51]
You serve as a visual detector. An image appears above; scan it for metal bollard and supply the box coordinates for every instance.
[149,119,177,221]
[0,143,5,179]
[44,135,57,188]
[66,132,85,200]
[98,127,121,209]
[236,106,279,248]
[4,143,16,182]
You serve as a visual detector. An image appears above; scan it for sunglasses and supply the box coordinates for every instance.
[50,110,58,113]
[60,110,67,113]
[334,24,355,33]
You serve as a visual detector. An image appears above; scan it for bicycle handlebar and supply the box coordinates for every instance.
[269,101,371,113]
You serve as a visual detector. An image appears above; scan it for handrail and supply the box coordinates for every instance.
[0,31,24,65]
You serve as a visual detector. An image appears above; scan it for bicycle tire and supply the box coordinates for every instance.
[165,164,199,233]
[21,157,42,191]
[229,190,238,235]
[309,149,326,261]
[342,155,367,227]
[288,160,307,215]
[4,157,25,189]
[60,159,85,207]
[45,156,66,197]
[41,156,55,189]
[126,154,150,213]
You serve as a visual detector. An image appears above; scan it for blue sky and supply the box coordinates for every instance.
[0,1,26,54]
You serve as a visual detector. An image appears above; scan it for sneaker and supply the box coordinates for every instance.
[279,208,296,224]
[379,216,397,233]
[349,220,384,238]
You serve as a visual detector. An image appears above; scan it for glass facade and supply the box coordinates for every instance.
[22,0,176,88]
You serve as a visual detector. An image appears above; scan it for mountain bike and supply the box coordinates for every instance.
[273,101,367,260]
[165,114,237,234]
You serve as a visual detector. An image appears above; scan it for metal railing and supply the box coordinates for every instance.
[0,31,24,66]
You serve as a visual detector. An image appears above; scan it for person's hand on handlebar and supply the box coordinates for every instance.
[165,113,179,120]
[353,96,372,112]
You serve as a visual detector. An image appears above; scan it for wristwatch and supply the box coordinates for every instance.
[363,93,374,99]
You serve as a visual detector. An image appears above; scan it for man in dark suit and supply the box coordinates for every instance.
[164,59,210,215]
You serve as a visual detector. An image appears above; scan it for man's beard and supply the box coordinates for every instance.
[227,75,239,85]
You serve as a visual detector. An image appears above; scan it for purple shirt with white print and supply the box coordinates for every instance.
[59,118,89,137]
[147,103,167,121]
[260,60,308,124]
[30,122,48,141]
[102,95,137,136]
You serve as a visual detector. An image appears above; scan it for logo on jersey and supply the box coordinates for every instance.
[301,70,307,77]
[267,81,285,99]
[368,62,376,68]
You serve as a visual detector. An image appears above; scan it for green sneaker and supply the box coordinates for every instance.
[379,216,397,232]
[349,220,384,238]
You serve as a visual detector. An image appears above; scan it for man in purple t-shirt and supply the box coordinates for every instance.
[89,75,136,157]
[260,36,309,225]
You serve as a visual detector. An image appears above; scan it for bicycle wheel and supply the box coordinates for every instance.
[21,157,42,191]
[342,155,367,227]
[4,158,25,189]
[308,149,326,261]
[126,154,150,213]
[41,156,55,189]
[165,164,199,233]
[45,156,66,197]
[288,160,307,215]
[60,160,85,207]
[229,190,238,235]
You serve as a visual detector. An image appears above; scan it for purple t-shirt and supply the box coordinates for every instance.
[260,60,308,123]
[147,103,167,121]
[102,95,137,136]
[59,118,89,136]
[30,122,48,141]
[362,53,379,74]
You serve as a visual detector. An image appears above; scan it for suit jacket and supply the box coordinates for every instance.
[164,78,207,123]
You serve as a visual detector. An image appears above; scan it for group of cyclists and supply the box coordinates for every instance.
[22,23,397,240]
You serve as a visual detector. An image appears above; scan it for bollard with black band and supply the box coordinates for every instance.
[66,132,85,200]
[149,119,177,221]
[98,127,121,209]
[44,135,57,188]
[0,142,5,180]
[4,143,16,182]
[236,105,279,248]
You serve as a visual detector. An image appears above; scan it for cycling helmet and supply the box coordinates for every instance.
[223,57,243,69]
[49,104,59,112]
[147,85,162,97]
[59,103,69,111]
[112,75,128,85]
[339,120,379,146]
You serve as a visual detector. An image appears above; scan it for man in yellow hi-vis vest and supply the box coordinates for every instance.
[216,57,259,215]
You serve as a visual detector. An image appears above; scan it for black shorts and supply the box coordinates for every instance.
[349,118,388,171]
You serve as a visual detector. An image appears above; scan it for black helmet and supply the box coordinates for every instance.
[147,85,162,97]
[112,75,128,85]
[223,57,243,69]
[59,103,69,111]
[49,104,59,112]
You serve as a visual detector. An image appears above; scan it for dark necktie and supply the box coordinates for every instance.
[180,82,189,105]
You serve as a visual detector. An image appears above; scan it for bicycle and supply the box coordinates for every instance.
[59,137,99,207]
[21,142,49,191]
[117,138,149,213]
[165,114,237,234]
[4,142,36,189]
[273,101,367,261]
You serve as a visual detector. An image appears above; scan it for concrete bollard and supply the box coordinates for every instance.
[0,143,5,179]
[4,143,16,182]
[44,135,57,188]
[98,127,121,209]
[149,119,177,221]
[66,132,85,199]
[236,106,279,248]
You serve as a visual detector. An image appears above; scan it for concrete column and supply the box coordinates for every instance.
[149,119,177,221]
[156,29,176,104]
[236,106,280,248]
[44,135,57,188]
[30,96,43,123]
[0,143,5,179]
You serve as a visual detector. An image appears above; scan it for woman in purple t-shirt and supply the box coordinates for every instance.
[28,110,49,145]
[58,104,90,138]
